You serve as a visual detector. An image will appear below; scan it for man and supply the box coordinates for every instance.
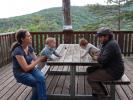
[87,27,124,100]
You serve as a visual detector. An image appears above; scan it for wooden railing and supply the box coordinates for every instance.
[0,32,16,67]
[31,31,133,56]
[0,31,133,67]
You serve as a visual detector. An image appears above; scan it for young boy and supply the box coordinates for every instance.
[36,37,61,69]
[79,38,100,60]
[40,37,61,60]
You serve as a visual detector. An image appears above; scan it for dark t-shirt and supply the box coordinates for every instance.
[98,39,124,80]
[11,45,34,78]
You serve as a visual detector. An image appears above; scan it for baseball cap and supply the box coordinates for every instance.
[96,27,113,37]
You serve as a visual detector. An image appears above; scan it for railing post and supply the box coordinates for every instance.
[64,30,73,44]
[117,31,124,54]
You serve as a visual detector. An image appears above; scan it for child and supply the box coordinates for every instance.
[79,38,100,60]
[40,37,61,60]
[36,37,61,69]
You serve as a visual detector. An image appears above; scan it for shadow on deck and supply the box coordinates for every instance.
[0,58,133,100]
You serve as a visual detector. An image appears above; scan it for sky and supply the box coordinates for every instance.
[0,0,107,18]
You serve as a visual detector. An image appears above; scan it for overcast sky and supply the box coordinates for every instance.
[0,0,107,18]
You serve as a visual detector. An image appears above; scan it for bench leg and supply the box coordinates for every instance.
[110,85,115,100]
[70,65,76,98]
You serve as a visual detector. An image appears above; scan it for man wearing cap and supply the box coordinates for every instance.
[87,27,124,100]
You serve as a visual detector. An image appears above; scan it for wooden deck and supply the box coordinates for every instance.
[0,44,133,100]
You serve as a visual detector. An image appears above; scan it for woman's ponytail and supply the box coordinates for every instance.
[10,41,21,52]
[10,29,28,52]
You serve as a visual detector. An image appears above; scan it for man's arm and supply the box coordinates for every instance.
[98,43,115,65]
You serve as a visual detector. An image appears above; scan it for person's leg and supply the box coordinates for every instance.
[87,69,114,100]
[16,73,38,100]
[30,68,47,100]
[87,69,113,81]
[30,88,38,100]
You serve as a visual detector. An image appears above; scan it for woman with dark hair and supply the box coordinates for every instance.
[11,29,47,100]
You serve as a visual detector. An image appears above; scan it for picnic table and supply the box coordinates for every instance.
[46,44,99,100]
[45,44,130,100]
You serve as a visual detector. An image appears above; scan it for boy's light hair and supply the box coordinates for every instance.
[45,37,56,44]
[79,38,88,47]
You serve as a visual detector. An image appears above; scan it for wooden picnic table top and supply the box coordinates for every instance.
[47,44,98,65]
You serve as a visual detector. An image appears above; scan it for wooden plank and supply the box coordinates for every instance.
[9,85,27,100]
[36,34,39,53]
[61,45,70,94]
[17,87,32,100]
[91,74,130,85]
[124,33,128,56]
[0,71,13,85]
[0,79,16,98]
[48,44,70,94]
[25,91,32,100]
[53,45,70,94]
[47,75,60,94]
[0,66,12,80]
[46,75,55,91]
[115,90,121,100]
[116,85,129,100]
[40,33,43,50]
[46,44,70,95]
[0,76,14,91]
[77,75,85,95]
[1,83,21,100]
[128,34,132,56]
[62,75,70,94]
[54,75,66,94]
[59,44,72,95]
[121,85,133,100]
[0,63,11,73]
[32,34,35,49]
[73,44,84,95]
[84,75,92,95]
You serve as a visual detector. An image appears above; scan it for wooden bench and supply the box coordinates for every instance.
[90,74,130,100]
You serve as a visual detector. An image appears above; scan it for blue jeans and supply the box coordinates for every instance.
[15,67,47,100]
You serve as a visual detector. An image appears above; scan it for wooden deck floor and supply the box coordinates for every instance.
[0,57,133,100]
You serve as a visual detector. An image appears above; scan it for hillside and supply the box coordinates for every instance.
[0,1,133,33]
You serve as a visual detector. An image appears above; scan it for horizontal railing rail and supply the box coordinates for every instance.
[0,31,133,67]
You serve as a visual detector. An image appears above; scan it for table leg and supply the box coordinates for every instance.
[110,85,115,100]
[70,65,76,98]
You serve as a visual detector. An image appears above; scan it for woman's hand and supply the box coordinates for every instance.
[16,55,47,72]
[37,56,47,62]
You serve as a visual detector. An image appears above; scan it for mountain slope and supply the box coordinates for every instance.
[0,1,133,33]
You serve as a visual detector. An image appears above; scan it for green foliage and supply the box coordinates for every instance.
[0,2,132,33]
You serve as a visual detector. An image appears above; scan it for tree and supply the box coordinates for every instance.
[107,0,129,30]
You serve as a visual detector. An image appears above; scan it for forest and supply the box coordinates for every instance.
[0,0,132,33]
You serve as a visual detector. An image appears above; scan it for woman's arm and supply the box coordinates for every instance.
[32,52,37,61]
[15,55,47,72]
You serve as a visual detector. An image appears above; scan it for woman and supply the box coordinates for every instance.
[11,29,47,100]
